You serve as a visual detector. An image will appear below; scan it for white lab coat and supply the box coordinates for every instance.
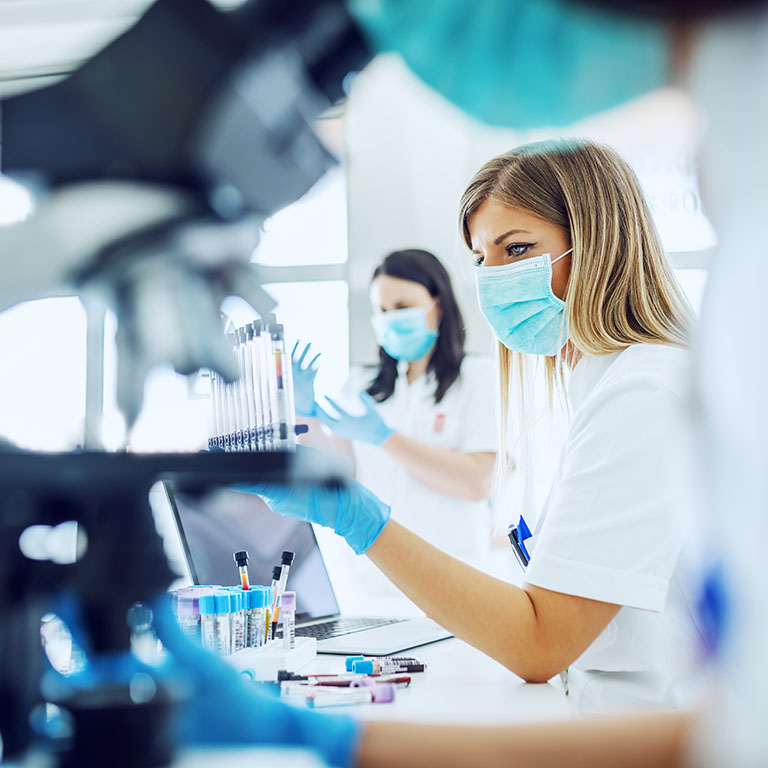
[525,344,705,715]
[315,355,498,615]
[348,355,497,560]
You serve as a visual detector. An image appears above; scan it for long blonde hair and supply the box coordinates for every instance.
[459,139,694,466]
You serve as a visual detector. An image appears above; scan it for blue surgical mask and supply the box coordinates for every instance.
[475,249,572,356]
[371,304,438,362]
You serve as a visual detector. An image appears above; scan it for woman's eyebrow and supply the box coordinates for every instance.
[494,228,530,245]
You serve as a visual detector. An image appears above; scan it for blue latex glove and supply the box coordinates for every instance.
[152,595,361,767]
[238,472,390,556]
[291,341,322,419]
[317,392,395,446]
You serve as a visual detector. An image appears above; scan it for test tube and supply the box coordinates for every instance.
[248,321,265,451]
[269,565,282,641]
[173,591,201,644]
[223,332,237,452]
[199,595,216,651]
[306,683,396,708]
[234,550,250,590]
[242,324,261,451]
[239,327,254,451]
[259,323,281,451]
[248,587,267,648]
[209,370,220,450]
[214,369,227,451]
[229,590,246,653]
[214,593,231,655]
[232,331,247,452]
[281,591,296,650]
[269,324,296,450]
[271,550,295,635]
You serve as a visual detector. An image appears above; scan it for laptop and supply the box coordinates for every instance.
[154,482,451,655]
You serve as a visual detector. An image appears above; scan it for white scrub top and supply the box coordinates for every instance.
[525,343,705,716]
[347,355,497,560]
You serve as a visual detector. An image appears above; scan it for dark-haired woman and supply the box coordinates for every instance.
[294,248,497,562]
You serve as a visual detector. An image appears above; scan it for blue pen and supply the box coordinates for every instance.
[507,515,532,570]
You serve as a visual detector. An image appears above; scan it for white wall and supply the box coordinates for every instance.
[344,55,501,365]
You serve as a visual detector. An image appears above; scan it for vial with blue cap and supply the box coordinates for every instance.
[213,593,231,656]
[199,595,216,651]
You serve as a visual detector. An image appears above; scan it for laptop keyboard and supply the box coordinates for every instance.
[295,617,406,641]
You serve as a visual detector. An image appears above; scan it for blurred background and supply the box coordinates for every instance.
[0,0,713,539]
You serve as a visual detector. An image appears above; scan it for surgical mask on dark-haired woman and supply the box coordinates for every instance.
[371,305,438,361]
[475,249,572,356]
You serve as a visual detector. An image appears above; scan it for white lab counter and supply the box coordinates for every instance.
[295,636,571,726]
[300,537,571,725]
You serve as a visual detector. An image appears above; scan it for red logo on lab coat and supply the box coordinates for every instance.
[433,413,446,434]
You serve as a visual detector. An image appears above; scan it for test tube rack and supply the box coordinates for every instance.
[209,320,297,453]
[226,637,317,682]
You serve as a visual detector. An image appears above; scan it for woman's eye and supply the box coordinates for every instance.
[506,243,533,259]
[473,254,484,267]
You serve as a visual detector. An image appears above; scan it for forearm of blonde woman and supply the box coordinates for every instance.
[366,520,620,682]
[356,711,694,768]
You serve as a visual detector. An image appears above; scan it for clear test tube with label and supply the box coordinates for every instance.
[199,595,217,651]
[237,327,254,451]
[281,591,296,650]
[249,320,267,451]
[208,370,220,450]
[248,587,267,648]
[173,593,200,643]
[259,322,280,451]
[263,585,274,645]
[213,368,228,451]
[232,331,247,452]
[214,594,231,655]
[228,590,246,653]
[239,589,252,648]
[242,325,261,451]
[269,324,296,450]
[223,333,237,452]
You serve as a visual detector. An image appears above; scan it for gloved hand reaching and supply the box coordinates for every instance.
[291,341,322,419]
[237,458,391,554]
[317,392,395,446]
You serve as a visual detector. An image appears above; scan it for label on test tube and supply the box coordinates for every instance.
[281,591,296,650]
[352,659,426,675]
[199,595,216,651]
[227,590,245,653]
[248,587,267,648]
[209,370,221,447]
[214,594,231,656]
[270,324,296,450]
[249,321,267,451]
[307,683,396,708]
[243,324,261,451]
[175,594,201,643]
[259,324,280,450]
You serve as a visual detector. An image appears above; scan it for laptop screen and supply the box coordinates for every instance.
[163,483,340,622]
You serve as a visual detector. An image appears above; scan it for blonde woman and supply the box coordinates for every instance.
[240,139,704,715]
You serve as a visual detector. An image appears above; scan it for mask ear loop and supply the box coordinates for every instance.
[548,248,573,361]
[550,247,573,266]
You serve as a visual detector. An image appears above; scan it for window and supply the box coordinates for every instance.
[103,162,351,451]
[0,297,86,450]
